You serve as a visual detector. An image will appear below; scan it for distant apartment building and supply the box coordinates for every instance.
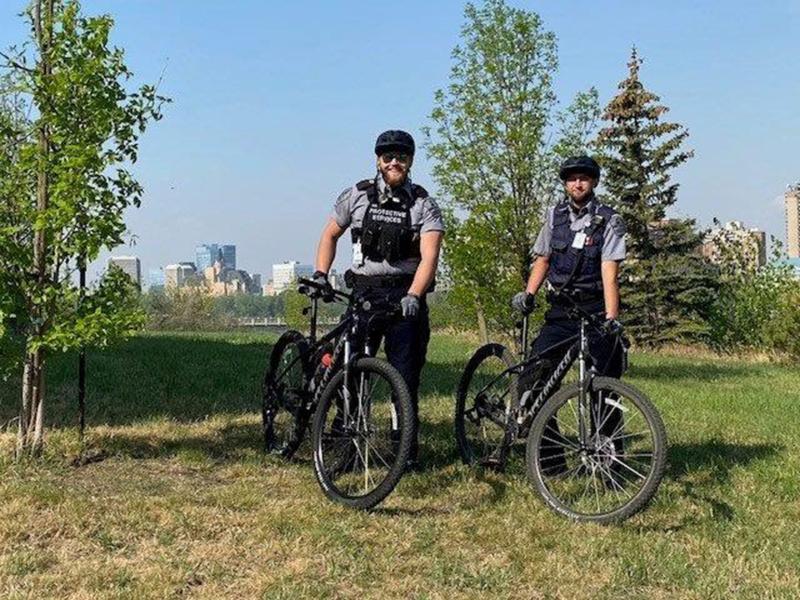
[107,255,141,289]
[272,261,314,293]
[702,221,767,271]
[148,268,166,290]
[195,243,220,273]
[164,263,196,289]
[262,280,275,297]
[786,185,800,258]
[196,243,236,272]
[221,244,237,269]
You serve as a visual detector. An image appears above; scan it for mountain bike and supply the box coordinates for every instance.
[454,293,667,523]
[262,277,414,510]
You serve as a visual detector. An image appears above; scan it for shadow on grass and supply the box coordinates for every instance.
[0,333,274,429]
[668,438,780,482]
[92,419,264,463]
[634,439,783,530]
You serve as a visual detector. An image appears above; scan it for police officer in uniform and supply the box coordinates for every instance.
[510,156,626,473]
[312,130,445,469]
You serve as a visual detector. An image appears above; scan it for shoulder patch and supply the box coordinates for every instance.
[335,187,353,208]
[355,179,374,191]
[425,197,443,220]
[609,213,626,237]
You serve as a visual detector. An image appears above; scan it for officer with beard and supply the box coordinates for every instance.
[312,130,444,470]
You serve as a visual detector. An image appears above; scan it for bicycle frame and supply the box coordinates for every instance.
[270,279,400,429]
[475,295,620,438]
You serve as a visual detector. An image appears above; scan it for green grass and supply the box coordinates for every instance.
[1,331,799,599]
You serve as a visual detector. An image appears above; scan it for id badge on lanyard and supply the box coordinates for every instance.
[572,231,587,249]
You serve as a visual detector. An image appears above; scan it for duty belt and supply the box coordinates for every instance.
[547,289,603,305]
[348,272,415,289]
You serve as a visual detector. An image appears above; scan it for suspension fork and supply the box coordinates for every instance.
[519,314,530,359]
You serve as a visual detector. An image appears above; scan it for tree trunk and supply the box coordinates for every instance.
[16,0,53,459]
[31,349,45,455]
[16,348,45,457]
[17,354,34,458]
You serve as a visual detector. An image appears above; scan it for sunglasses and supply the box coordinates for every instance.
[379,152,411,164]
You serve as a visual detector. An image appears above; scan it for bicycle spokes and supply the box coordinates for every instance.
[534,389,658,517]
[318,370,399,498]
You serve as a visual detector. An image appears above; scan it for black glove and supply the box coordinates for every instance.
[311,270,334,298]
[401,293,420,319]
[602,318,623,336]
[511,292,536,315]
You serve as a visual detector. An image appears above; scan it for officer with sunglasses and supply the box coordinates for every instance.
[312,130,445,470]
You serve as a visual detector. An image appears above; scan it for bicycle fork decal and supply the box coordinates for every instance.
[519,344,578,424]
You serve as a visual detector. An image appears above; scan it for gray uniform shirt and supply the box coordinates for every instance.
[332,175,445,276]
[532,198,627,261]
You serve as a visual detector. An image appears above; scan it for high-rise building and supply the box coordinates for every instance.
[148,268,165,290]
[108,256,141,289]
[272,261,314,293]
[164,263,196,289]
[196,243,220,273]
[786,185,800,258]
[221,244,236,269]
[702,221,767,271]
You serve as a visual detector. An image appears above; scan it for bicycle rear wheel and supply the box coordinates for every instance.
[262,330,310,459]
[454,343,518,468]
[525,377,667,523]
[312,357,414,510]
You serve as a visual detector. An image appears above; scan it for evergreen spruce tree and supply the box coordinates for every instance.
[596,49,718,345]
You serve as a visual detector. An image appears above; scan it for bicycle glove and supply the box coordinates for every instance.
[511,292,536,315]
[401,294,420,319]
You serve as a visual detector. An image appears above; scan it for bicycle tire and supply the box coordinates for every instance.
[454,343,519,468]
[311,357,414,510]
[262,330,311,459]
[526,377,667,523]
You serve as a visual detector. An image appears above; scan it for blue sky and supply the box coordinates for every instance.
[1,1,798,281]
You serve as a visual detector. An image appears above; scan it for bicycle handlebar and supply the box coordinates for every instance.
[297,277,351,302]
[297,277,402,318]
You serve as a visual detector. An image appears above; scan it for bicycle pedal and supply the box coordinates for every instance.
[478,455,506,472]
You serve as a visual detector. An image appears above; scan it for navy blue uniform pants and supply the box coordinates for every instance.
[527,300,625,469]
[356,285,431,459]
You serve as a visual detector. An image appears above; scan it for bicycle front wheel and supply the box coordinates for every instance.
[312,357,414,510]
[454,343,518,468]
[525,377,667,523]
[262,330,310,459]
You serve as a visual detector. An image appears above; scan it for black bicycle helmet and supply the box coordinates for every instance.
[374,130,415,156]
[559,155,601,180]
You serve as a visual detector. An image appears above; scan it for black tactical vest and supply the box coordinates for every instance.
[548,199,616,291]
[351,178,428,263]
